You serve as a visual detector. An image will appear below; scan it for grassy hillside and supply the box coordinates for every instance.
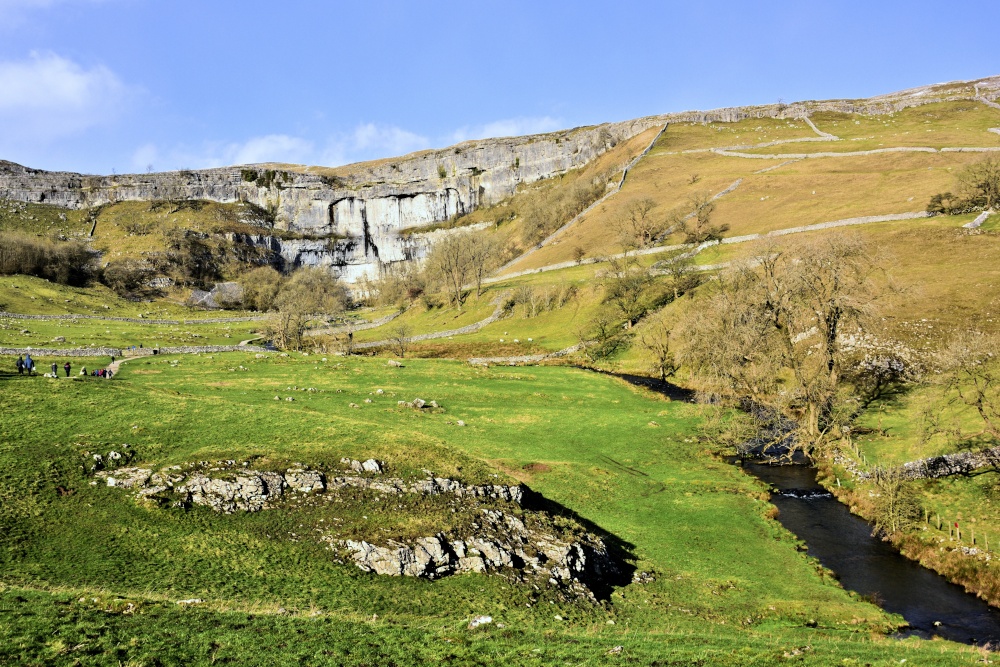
[499,103,1000,274]
[0,353,983,665]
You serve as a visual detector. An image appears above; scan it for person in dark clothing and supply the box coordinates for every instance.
[51,362,58,377]
[64,362,71,377]
[16,356,24,375]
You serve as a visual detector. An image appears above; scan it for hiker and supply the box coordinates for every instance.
[64,361,71,377]
[51,362,58,377]
[25,353,33,375]
[16,356,24,375]
[80,366,87,376]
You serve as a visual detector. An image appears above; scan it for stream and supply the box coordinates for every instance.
[741,460,1000,646]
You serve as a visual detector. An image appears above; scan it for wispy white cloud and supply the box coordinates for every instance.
[227,134,314,165]
[319,123,431,166]
[448,116,563,143]
[139,123,432,172]
[133,118,570,173]
[0,52,135,146]
[131,134,316,171]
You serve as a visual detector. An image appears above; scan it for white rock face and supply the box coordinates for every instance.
[0,118,660,281]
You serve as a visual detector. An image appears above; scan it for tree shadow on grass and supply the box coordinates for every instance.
[575,366,695,402]
[518,486,638,600]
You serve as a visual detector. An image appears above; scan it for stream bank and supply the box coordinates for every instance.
[742,460,1000,646]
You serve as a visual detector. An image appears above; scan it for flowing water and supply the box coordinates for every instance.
[742,460,1000,645]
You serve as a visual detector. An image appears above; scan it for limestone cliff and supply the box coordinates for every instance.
[3,74,997,282]
[0,117,659,281]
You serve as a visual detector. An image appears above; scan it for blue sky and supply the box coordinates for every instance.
[1,0,998,175]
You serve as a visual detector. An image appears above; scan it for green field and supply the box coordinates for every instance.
[1,353,984,665]
[6,84,1000,665]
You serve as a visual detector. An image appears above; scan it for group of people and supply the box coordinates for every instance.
[15,354,112,379]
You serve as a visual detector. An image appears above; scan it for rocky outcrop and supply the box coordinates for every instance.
[99,460,525,512]
[336,507,616,600]
[187,282,243,309]
[96,457,621,599]
[844,446,1000,482]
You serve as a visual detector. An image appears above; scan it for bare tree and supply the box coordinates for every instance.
[238,265,283,311]
[389,322,412,358]
[614,198,659,250]
[639,313,677,382]
[677,233,891,453]
[927,156,1000,214]
[269,268,347,350]
[869,467,922,538]
[935,330,1000,441]
[680,194,728,244]
[603,253,652,327]
[579,306,632,363]
[958,156,1000,210]
[466,232,501,297]
[425,232,473,309]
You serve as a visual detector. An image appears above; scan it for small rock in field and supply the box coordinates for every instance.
[456,420,466,427]
[607,646,623,655]
[468,615,493,629]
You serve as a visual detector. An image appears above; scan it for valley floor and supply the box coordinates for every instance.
[0,352,990,665]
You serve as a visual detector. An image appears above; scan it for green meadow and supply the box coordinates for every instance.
[0,353,983,665]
